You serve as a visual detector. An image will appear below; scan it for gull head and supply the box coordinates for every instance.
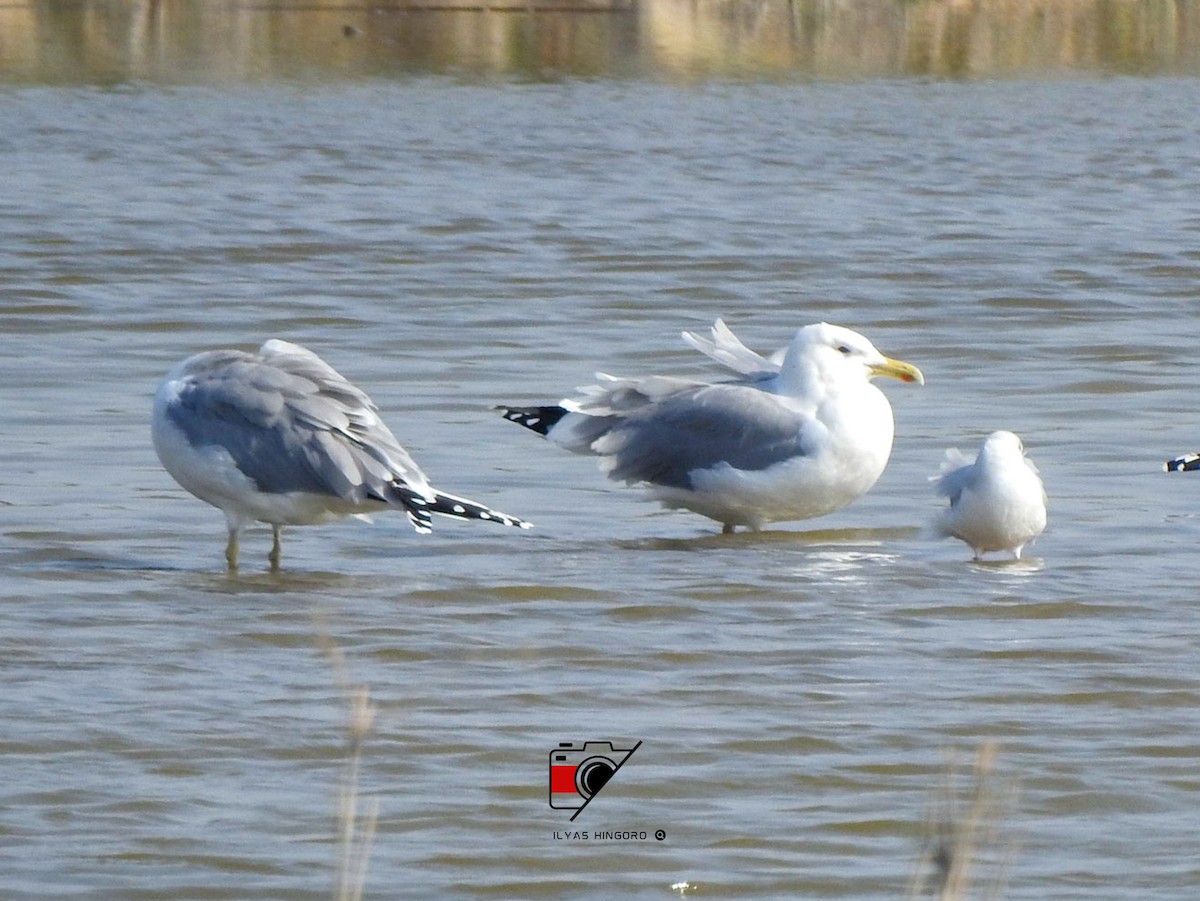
[781,323,924,391]
[978,430,1029,464]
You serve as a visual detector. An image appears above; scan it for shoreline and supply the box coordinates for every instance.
[1,0,1197,82]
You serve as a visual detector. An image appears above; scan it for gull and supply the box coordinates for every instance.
[933,430,1046,560]
[1165,452,1200,473]
[152,339,531,571]
[497,319,923,533]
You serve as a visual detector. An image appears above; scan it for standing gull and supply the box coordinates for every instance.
[497,319,923,533]
[153,339,531,571]
[933,430,1047,560]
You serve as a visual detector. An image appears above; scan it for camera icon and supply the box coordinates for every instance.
[549,740,640,811]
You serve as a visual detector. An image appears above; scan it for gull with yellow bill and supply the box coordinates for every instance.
[498,319,924,533]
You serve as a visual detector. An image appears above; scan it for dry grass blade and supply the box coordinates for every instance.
[906,742,1018,901]
[316,615,380,901]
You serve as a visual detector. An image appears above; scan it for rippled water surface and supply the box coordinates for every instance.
[3,76,1200,899]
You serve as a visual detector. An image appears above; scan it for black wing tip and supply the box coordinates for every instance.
[1165,453,1200,473]
[495,404,568,437]
[428,491,534,529]
[401,494,435,533]
[396,492,532,532]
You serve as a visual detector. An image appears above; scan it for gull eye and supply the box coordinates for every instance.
[836,344,853,355]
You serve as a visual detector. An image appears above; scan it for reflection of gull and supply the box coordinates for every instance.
[153,339,531,571]
[933,431,1046,560]
[498,320,923,533]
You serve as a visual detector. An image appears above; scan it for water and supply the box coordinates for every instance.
[3,71,1200,899]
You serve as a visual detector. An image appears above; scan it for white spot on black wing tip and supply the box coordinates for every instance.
[453,504,466,514]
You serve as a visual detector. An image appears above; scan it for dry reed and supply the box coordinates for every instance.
[317,619,379,901]
[906,742,1018,901]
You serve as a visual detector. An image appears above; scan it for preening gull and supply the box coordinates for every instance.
[933,430,1046,560]
[497,319,923,533]
[153,339,531,571]
[1165,452,1200,473]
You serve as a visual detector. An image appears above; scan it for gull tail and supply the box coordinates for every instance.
[426,490,533,529]
[495,404,568,437]
[1165,452,1200,473]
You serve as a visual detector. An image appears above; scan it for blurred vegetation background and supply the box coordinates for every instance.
[1,0,1197,82]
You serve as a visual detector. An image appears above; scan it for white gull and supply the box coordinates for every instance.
[933,430,1047,560]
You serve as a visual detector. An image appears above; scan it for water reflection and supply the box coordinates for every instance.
[615,525,921,552]
[1,0,1197,82]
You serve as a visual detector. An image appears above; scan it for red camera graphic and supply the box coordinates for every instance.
[549,740,641,819]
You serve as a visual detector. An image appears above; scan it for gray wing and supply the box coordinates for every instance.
[165,343,432,503]
[592,384,811,489]
[933,449,978,505]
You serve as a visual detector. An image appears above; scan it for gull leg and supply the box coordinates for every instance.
[269,525,283,572]
[225,527,240,572]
